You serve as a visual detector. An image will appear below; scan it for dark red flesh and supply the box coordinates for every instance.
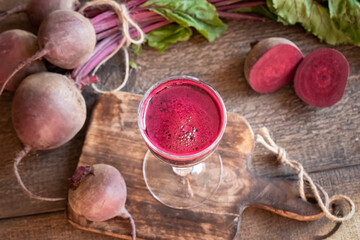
[249,44,303,93]
[294,48,349,108]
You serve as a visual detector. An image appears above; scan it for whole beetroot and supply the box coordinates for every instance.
[37,9,96,69]
[13,72,86,150]
[68,164,136,240]
[12,72,86,201]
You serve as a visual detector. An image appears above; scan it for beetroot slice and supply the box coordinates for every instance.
[294,48,349,108]
[244,38,303,93]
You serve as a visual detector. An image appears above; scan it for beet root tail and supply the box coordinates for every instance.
[13,145,65,201]
[119,208,136,240]
[0,48,47,95]
[0,4,27,22]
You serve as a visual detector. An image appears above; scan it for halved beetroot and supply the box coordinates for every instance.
[244,37,303,93]
[294,48,349,108]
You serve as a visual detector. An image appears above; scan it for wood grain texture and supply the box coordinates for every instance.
[0,211,119,240]
[67,91,330,240]
[0,0,359,238]
[1,165,359,240]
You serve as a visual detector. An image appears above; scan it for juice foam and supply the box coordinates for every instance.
[144,80,222,155]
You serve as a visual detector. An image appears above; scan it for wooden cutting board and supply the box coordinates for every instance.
[67,91,326,240]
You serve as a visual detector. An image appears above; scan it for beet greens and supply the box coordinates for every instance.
[70,0,266,86]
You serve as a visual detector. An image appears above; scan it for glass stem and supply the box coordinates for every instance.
[172,163,206,198]
[172,166,193,176]
[172,166,194,198]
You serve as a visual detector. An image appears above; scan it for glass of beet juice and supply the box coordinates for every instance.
[138,76,227,209]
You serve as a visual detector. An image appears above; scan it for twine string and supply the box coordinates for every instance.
[78,0,145,93]
[256,127,355,222]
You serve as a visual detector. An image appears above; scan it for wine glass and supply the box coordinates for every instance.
[138,75,227,209]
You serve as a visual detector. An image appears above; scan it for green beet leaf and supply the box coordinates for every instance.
[131,43,143,56]
[231,4,277,21]
[143,0,227,42]
[146,24,193,52]
[267,0,356,46]
[129,61,137,69]
[328,0,360,45]
[131,24,192,54]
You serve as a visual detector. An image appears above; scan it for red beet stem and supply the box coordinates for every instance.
[72,19,170,81]
[14,145,65,201]
[68,166,92,189]
[72,31,121,77]
[83,5,111,18]
[294,48,349,108]
[0,48,48,95]
[135,15,165,25]
[96,26,120,41]
[93,16,120,33]
[130,10,158,21]
[126,0,148,9]
[76,75,99,89]
[90,10,114,24]
[72,32,122,79]
[0,4,27,22]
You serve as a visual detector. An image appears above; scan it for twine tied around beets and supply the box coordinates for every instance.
[256,127,355,222]
[78,0,145,94]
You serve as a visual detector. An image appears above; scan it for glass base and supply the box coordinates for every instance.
[143,150,223,209]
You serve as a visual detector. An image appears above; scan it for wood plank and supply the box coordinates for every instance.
[0,211,118,240]
[66,91,351,240]
[238,165,360,240]
[1,165,359,240]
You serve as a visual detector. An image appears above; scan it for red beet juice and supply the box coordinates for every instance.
[140,78,226,163]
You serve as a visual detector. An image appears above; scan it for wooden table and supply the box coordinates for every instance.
[0,1,359,239]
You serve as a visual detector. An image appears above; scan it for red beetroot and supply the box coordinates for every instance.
[294,48,349,108]
[13,72,86,150]
[13,72,86,201]
[0,0,80,27]
[0,10,96,94]
[244,37,303,93]
[37,10,96,69]
[0,29,46,91]
[68,164,136,240]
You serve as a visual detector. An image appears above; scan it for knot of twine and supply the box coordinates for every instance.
[256,127,355,222]
[79,0,145,94]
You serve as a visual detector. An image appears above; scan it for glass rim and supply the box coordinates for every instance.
[137,75,227,161]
